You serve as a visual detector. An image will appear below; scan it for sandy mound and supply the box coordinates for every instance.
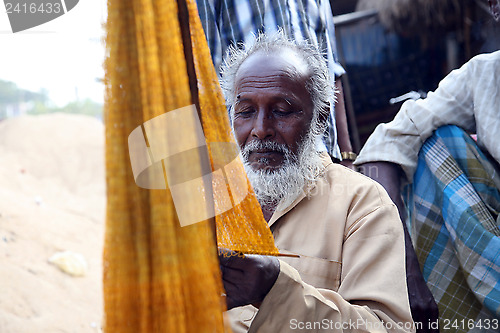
[0,113,105,333]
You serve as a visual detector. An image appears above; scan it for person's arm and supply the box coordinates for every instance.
[358,162,439,333]
[320,0,356,167]
[354,59,476,182]
[334,80,356,170]
[357,162,405,220]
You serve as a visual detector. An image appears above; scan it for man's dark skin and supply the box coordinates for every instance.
[220,49,315,310]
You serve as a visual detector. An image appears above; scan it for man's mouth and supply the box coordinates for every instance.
[246,150,285,170]
[251,149,283,155]
[250,150,284,160]
[241,141,290,170]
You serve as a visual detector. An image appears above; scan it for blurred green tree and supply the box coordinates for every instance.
[0,79,102,118]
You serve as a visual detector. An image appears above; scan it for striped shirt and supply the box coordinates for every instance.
[196,0,345,157]
[355,51,500,182]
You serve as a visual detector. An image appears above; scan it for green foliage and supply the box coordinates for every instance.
[0,80,20,103]
[0,80,47,104]
[0,79,102,118]
[28,98,103,117]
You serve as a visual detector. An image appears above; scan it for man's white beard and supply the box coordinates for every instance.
[241,133,324,210]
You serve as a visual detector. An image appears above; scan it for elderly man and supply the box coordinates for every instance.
[218,33,415,333]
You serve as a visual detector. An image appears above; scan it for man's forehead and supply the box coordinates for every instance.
[235,49,310,81]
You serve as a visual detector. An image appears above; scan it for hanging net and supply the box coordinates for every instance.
[103,0,279,331]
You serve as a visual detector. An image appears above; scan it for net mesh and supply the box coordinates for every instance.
[103,0,279,331]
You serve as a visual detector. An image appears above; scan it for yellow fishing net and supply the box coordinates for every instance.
[103,0,279,331]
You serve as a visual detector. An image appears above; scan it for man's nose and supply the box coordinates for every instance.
[251,110,275,139]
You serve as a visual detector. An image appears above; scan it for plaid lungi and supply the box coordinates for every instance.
[406,125,500,332]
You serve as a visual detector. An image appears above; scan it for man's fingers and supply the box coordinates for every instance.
[225,295,238,310]
[219,249,247,271]
[218,247,244,259]
[221,264,245,281]
[222,275,238,291]
[218,247,236,256]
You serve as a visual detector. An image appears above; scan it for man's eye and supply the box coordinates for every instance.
[235,107,255,118]
[272,108,292,116]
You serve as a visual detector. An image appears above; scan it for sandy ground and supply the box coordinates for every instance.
[0,113,105,332]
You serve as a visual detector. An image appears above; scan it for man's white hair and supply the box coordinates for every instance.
[220,30,335,137]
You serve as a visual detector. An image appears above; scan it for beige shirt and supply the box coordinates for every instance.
[227,156,415,332]
[354,51,500,183]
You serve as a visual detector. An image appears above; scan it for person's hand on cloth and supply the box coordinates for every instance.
[219,248,280,310]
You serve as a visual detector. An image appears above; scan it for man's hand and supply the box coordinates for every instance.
[219,249,280,310]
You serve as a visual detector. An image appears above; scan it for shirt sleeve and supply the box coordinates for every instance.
[354,58,476,182]
[249,196,415,332]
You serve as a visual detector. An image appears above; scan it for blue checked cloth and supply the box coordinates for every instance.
[195,0,345,158]
[406,125,500,332]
